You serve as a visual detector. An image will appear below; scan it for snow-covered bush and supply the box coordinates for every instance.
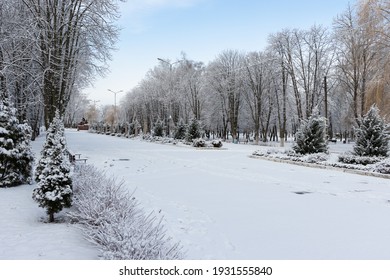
[338,153,384,165]
[374,158,390,174]
[253,148,328,164]
[0,97,34,187]
[69,165,183,260]
[211,139,223,148]
[353,105,389,157]
[32,111,72,222]
[192,138,206,148]
[293,108,328,155]
[301,153,329,163]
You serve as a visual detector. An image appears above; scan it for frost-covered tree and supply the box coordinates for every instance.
[293,108,328,154]
[15,121,34,184]
[353,105,389,157]
[21,0,122,127]
[174,119,187,140]
[0,97,34,187]
[153,119,164,137]
[186,118,202,142]
[32,111,72,222]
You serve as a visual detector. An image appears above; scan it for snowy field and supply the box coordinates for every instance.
[1,129,390,260]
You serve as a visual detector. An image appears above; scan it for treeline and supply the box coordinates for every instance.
[2,1,389,144]
[107,0,388,144]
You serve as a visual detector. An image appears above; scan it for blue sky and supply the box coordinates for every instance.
[85,0,353,105]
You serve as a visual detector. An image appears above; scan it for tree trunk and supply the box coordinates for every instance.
[49,212,54,223]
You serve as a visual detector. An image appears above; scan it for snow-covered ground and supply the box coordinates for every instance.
[1,129,390,259]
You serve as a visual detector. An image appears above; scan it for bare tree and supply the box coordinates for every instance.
[21,0,122,127]
[0,0,43,139]
[206,50,245,140]
[176,56,205,121]
[356,0,390,119]
[242,51,275,144]
[334,3,377,121]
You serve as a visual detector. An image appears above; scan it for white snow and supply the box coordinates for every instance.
[1,129,390,259]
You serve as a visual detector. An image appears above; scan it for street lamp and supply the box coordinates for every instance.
[157,58,183,70]
[107,89,123,127]
[107,89,123,111]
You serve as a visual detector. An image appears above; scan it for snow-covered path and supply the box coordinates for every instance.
[66,130,390,259]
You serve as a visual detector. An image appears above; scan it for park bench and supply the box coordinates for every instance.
[66,150,88,164]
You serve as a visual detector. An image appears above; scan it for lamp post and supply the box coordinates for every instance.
[157,58,183,70]
[107,89,123,111]
[107,89,123,133]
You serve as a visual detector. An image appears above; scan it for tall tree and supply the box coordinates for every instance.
[356,0,390,118]
[207,50,245,140]
[268,33,290,147]
[0,0,43,139]
[242,51,274,144]
[176,56,205,121]
[334,3,377,121]
[21,0,122,127]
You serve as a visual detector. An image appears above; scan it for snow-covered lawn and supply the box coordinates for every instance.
[1,129,390,259]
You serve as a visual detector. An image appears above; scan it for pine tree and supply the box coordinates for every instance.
[32,111,72,222]
[186,118,202,142]
[0,97,34,187]
[353,105,389,157]
[153,119,164,137]
[174,119,187,140]
[293,108,328,155]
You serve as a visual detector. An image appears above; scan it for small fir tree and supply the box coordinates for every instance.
[353,105,389,157]
[186,118,202,142]
[0,97,34,187]
[153,119,164,137]
[32,111,72,222]
[293,108,328,154]
[174,119,187,140]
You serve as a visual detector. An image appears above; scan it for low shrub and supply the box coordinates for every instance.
[69,165,183,260]
[338,153,383,165]
[193,138,206,148]
[374,158,390,174]
[211,139,223,148]
[301,153,329,163]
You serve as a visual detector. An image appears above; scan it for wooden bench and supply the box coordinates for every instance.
[75,158,88,164]
[66,150,87,164]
